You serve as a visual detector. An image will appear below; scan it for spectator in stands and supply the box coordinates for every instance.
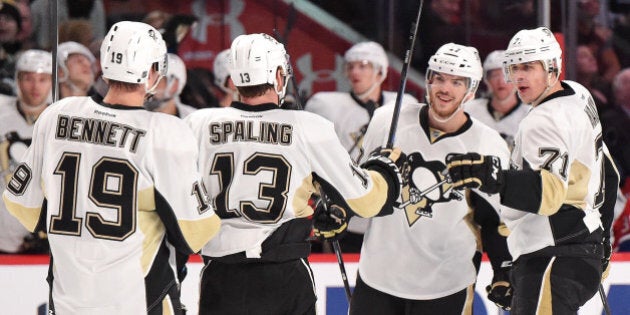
[578,0,621,84]
[601,68,630,186]
[14,0,33,49]
[576,44,612,111]
[58,19,94,48]
[0,0,24,95]
[29,0,105,49]
[413,0,465,73]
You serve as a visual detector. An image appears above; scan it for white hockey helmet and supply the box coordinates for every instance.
[229,33,292,99]
[503,27,562,81]
[57,41,96,82]
[166,53,187,96]
[100,21,167,85]
[483,50,505,74]
[16,49,53,75]
[213,49,231,92]
[427,43,483,93]
[344,41,389,80]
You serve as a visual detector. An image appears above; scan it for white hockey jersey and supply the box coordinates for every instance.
[2,96,220,314]
[501,81,606,260]
[185,102,394,259]
[358,103,510,299]
[304,91,418,162]
[305,91,418,234]
[0,95,35,253]
[464,97,530,148]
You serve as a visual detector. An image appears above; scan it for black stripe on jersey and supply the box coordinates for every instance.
[419,106,473,143]
[350,91,384,118]
[484,95,525,121]
[154,189,193,254]
[500,168,543,214]
[231,101,278,111]
[470,191,512,278]
[145,239,178,312]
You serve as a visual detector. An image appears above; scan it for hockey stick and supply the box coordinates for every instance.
[272,6,352,301]
[385,0,424,149]
[599,284,611,315]
[315,186,353,303]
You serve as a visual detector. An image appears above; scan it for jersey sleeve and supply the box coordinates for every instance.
[149,116,220,253]
[2,110,49,232]
[301,115,392,218]
[501,112,573,215]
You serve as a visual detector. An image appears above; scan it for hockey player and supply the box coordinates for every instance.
[464,50,530,149]
[144,53,196,117]
[2,21,220,314]
[212,48,237,107]
[0,49,52,254]
[57,41,96,98]
[446,27,619,313]
[348,43,513,314]
[184,33,405,315]
[305,41,418,252]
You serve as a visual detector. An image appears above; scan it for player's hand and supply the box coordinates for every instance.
[486,281,513,311]
[445,153,504,194]
[602,238,612,281]
[313,201,348,241]
[361,147,406,199]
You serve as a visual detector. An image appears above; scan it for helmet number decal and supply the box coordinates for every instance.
[110,52,123,64]
[239,73,251,84]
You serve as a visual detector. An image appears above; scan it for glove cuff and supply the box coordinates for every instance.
[361,156,402,205]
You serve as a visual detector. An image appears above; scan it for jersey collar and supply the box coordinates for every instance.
[419,105,472,143]
[535,81,574,108]
[231,101,278,112]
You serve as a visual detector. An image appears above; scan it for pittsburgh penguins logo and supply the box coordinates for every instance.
[1,132,31,186]
[399,152,462,226]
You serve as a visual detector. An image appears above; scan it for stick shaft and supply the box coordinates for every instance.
[386,0,424,148]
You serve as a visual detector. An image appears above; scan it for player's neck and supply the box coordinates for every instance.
[240,92,278,106]
[159,100,178,115]
[103,87,146,107]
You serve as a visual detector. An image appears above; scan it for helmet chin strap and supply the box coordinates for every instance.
[428,87,472,124]
[529,72,559,107]
[275,75,290,105]
[355,71,383,100]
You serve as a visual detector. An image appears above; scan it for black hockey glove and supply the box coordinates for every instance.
[313,200,349,241]
[361,147,406,201]
[445,153,504,194]
[486,281,513,311]
[602,237,612,281]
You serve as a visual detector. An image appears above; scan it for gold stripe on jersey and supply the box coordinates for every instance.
[539,169,566,216]
[346,171,389,218]
[565,160,590,210]
[538,257,555,314]
[162,295,174,315]
[292,174,316,218]
[2,194,41,232]
[179,215,221,253]
[138,187,156,211]
[464,210,483,253]
[463,284,475,315]
[139,210,165,273]
[0,139,10,183]
[498,222,511,237]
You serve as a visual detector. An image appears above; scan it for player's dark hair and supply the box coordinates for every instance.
[107,79,141,92]
[237,84,274,98]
